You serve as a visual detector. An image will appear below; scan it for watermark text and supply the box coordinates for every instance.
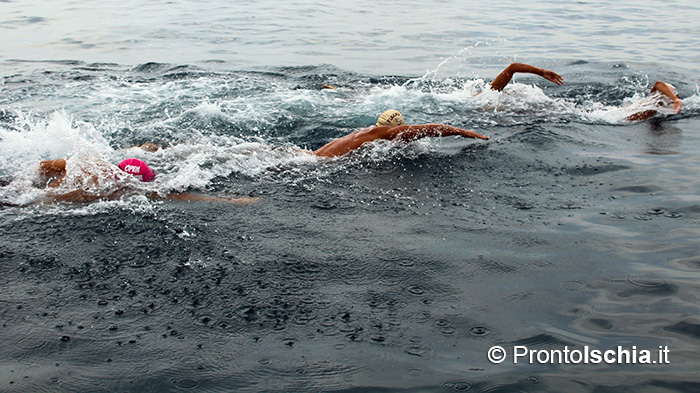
[488,345,670,365]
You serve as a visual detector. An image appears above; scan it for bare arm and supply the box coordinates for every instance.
[44,190,259,204]
[651,81,682,114]
[389,124,489,141]
[314,124,488,158]
[490,63,564,92]
[153,192,260,204]
[626,81,682,122]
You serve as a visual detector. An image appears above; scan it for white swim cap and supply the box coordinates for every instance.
[376,110,405,127]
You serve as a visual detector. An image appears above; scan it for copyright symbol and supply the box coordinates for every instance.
[488,346,507,364]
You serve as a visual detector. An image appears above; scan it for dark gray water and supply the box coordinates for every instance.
[2,1,700,392]
[1,60,699,393]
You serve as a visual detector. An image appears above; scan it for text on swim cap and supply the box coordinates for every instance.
[386,112,401,123]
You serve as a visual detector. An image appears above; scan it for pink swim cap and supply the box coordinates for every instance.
[117,158,156,182]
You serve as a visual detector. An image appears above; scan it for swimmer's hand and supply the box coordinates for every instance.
[158,193,260,204]
[228,197,260,205]
[541,69,564,86]
[462,129,489,140]
[672,98,683,114]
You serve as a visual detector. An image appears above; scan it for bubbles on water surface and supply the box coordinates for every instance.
[468,326,491,337]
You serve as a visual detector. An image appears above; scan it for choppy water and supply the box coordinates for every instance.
[2,1,700,392]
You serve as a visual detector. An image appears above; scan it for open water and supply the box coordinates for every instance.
[1,1,700,392]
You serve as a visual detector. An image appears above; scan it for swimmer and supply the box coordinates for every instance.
[36,157,258,204]
[626,81,683,122]
[312,109,489,158]
[489,65,683,122]
[38,157,155,190]
[321,63,563,93]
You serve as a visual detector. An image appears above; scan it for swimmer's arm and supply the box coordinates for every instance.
[150,192,260,204]
[389,124,489,141]
[626,81,682,122]
[651,81,682,114]
[490,63,564,92]
[314,124,488,157]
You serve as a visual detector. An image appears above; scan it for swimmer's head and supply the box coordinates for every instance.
[117,158,155,182]
[139,142,161,152]
[376,110,405,127]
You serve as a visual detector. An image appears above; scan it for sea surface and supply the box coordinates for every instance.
[1,1,700,392]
